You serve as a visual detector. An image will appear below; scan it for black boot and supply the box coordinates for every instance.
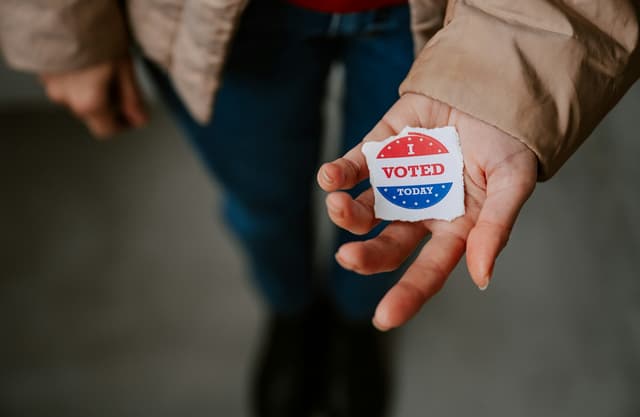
[325,315,393,417]
[251,301,330,417]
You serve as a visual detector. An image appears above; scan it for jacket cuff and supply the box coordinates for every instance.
[1,0,129,73]
[401,1,639,180]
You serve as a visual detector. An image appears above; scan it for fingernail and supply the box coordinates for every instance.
[334,250,348,267]
[326,200,343,218]
[478,275,491,291]
[321,167,334,184]
[372,316,389,332]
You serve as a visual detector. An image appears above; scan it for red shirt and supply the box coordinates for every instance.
[287,0,407,14]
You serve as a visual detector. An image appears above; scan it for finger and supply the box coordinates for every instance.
[117,59,148,127]
[42,81,67,105]
[66,80,121,138]
[317,94,452,192]
[335,221,428,275]
[317,115,400,192]
[325,189,379,235]
[466,163,536,290]
[84,110,123,138]
[372,229,466,331]
[317,143,370,193]
[68,79,111,119]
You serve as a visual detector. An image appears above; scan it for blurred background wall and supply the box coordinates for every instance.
[1,59,639,417]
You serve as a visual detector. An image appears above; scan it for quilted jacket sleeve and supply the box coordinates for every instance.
[0,0,129,73]
[402,0,640,179]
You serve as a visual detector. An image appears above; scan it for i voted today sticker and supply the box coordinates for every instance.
[362,126,465,222]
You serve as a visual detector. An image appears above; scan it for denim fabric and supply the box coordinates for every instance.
[148,0,414,319]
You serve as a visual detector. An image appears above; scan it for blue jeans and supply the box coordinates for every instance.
[148,0,414,320]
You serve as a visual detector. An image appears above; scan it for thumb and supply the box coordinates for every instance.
[117,59,148,128]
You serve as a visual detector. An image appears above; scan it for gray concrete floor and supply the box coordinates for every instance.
[1,77,639,417]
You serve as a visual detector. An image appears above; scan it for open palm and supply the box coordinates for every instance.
[318,93,538,331]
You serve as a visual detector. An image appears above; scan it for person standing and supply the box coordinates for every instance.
[2,1,638,416]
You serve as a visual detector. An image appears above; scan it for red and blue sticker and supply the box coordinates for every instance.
[375,132,453,209]
[362,127,465,222]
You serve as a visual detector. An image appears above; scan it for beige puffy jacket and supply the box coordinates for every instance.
[1,0,638,179]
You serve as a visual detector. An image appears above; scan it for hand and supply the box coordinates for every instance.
[40,57,148,138]
[317,93,537,331]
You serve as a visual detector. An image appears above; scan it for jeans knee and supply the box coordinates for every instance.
[224,195,311,246]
